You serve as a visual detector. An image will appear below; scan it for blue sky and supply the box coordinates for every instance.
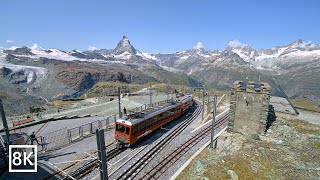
[0,0,319,53]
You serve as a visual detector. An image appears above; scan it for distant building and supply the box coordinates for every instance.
[228,81,272,135]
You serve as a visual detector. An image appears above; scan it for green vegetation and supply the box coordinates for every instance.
[291,98,320,113]
[310,141,320,149]
[286,118,320,135]
[178,115,320,180]
[84,81,146,98]
[47,100,79,108]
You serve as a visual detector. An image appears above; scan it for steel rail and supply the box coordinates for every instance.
[143,114,229,179]
[66,147,123,179]
[42,142,115,180]
[116,100,202,180]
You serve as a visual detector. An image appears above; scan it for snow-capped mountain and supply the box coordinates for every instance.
[114,36,137,55]
[1,36,319,113]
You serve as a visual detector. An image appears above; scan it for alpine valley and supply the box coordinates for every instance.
[1,36,319,115]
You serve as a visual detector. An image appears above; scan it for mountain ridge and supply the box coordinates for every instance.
[0,36,319,115]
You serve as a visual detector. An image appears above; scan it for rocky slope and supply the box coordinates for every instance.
[154,39,320,102]
[0,38,199,115]
[178,112,320,179]
[0,37,319,115]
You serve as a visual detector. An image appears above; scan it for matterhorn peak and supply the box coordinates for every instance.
[114,35,136,54]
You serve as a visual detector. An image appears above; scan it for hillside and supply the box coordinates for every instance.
[1,37,319,115]
[178,112,320,179]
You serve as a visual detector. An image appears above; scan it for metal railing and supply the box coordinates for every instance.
[40,115,116,151]
[37,98,174,151]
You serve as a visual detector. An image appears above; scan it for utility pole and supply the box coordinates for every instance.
[258,75,261,83]
[118,87,122,118]
[149,87,152,106]
[0,99,11,145]
[207,91,210,115]
[193,86,205,121]
[166,86,169,102]
[211,95,217,149]
[96,129,108,180]
[202,86,205,121]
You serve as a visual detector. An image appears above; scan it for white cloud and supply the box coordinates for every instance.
[30,43,44,50]
[87,46,97,51]
[228,39,248,48]
[9,46,19,50]
[6,40,15,44]
[194,42,204,50]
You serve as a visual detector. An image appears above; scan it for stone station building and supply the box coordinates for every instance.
[228,81,273,135]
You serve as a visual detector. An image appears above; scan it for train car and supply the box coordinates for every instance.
[115,94,193,148]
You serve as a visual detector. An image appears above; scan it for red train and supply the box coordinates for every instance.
[115,94,193,148]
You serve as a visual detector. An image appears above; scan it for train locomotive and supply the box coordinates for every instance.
[114,94,193,148]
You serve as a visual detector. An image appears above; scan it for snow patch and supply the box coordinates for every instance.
[282,49,320,58]
[136,51,157,60]
[31,48,79,61]
[26,71,35,83]
[180,56,189,59]
[114,51,132,59]
[177,51,186,55]
[232,49,250,61]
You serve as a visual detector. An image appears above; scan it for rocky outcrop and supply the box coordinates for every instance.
[0,67,12,77]
[4,46,34,55]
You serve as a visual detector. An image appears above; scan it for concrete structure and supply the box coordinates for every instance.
[228,81,271,135]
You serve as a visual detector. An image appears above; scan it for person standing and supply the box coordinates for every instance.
[123,107,127,115]
[30,131,39,145]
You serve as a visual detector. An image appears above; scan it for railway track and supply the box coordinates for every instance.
[42,142,116,180]
[142,114,229,179]
[115,100,203,180]
[65,147,123,180]
[53,100,201,180]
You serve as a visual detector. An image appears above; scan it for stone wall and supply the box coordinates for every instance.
[228,81,271,135]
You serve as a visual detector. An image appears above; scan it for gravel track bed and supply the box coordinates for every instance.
[74,102,202,179]
[134,113,222,179]
[154,124,228,180]
[103,104,202,179]
[78,108,197,179]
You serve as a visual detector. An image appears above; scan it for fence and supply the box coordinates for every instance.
[38,98,175,151]
[41,115,117,151]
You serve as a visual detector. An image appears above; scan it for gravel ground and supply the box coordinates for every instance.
[294,109,320,125]
[270,96,296,114]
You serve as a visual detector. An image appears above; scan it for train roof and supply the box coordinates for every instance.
[116,95,192,126]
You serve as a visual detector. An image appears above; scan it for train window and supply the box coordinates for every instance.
[147,119,152,127]
[132,125,138,134]
[125,126,130,135]
[116,124,125,133]
[163,112,168,118]
[140,121,146,131]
